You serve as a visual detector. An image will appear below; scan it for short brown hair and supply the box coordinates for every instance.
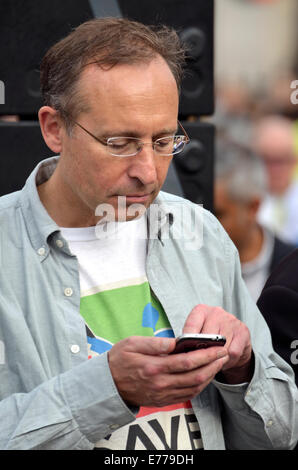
[40,17,186,131]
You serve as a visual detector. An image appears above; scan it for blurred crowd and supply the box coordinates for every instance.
[212,70,298,302]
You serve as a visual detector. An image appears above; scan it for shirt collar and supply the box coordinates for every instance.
[20,156,60,253]
[19,156,176,252]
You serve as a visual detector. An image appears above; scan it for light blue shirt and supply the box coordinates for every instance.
[0,157,297,450]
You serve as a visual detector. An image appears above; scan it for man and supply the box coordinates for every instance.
[214,139,296,302]
[255,115,298,245]
[0,18,297,450]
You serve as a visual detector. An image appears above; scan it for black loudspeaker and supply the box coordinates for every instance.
[118,0,214,117]
[0,122,54,196]
[0,0,94,116]
[162,121,214,212]
[0,0,213,117]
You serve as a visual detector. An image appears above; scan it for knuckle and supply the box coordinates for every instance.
[142,362,159,378]
[181,355,194,371]
[193,303,203,312]
[228,347,239,360]
[195,371,206,384]
[151,378,166,393]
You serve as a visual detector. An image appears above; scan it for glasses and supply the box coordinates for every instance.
[73,120,190,157]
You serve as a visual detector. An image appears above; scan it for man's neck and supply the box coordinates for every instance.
[37,172,97,228]
[239,225,264,264]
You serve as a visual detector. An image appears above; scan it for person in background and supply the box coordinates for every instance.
[257,248,298,390]
[255,115,298,245]
[214,139,296,303]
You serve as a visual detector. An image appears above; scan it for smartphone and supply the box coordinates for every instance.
[172,333,226,354]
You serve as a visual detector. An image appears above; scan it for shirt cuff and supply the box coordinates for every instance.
[60,353,137,444]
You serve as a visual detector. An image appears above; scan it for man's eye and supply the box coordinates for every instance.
[155,137,173,147]
[109,139,131,149]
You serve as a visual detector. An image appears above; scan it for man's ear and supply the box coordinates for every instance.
[249,197,261,219]
[38,106,63,154]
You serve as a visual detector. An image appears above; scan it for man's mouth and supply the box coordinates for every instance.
[113,191,155,204]
[125,193,151,202]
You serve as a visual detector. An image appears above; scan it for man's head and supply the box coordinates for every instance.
[40,17,186,134]
[214,139,268,251]
[254,115,296,195]
[38,18,187,225]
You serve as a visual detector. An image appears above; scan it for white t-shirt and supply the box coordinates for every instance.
[60,216,203,450]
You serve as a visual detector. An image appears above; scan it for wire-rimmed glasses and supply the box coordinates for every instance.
[73,120,190,157]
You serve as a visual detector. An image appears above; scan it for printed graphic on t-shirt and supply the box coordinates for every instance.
[80,279,203,450]
[81,280,174,357]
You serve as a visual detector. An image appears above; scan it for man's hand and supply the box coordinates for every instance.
[108,335,229,408]
[183,304,253,384]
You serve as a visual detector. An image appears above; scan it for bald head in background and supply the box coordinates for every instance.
[255,115,298,245]
[254,115,296,196]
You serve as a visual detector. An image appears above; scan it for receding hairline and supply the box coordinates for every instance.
[68,53,179,122]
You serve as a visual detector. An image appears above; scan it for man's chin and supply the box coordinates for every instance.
[115,203,148,222]
[114,192,156,221]
[95,192,158,222]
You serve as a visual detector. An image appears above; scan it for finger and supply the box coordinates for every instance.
[222,329,252,370]
[182,304,210,334]
[199,308,241,353]
[118,335,176,355]
[164,345,229,374]
[168,354,229,389]
[150,355,230,406]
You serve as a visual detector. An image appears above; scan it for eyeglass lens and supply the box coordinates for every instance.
[107,136,187,156]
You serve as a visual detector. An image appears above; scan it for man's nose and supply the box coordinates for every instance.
[127,144,159,186]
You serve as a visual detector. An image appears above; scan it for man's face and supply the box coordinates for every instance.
[57,56,179,222]
[214,181,253,250]
[256,127,296,195]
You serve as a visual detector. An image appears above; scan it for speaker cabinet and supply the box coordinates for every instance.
[0,0,213,118]
[0,122,54,196]
[118,0,214,117]
[163,121,214,212]
[0,0,93,116]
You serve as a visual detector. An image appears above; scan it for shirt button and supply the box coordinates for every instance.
[37,247,46,256]
[267,420,273,427]
[64,287,73,297]
[70,345,80,354]
[56,239,64,248]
